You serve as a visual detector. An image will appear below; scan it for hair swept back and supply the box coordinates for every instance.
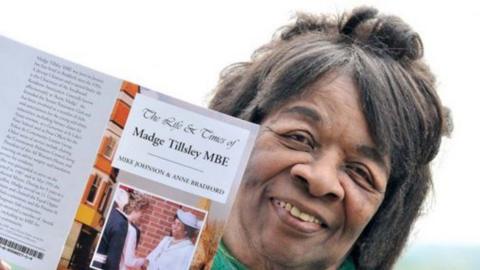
[209,6,451,270]
[123,192,150,215]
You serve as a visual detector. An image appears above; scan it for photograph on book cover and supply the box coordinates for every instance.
[90,184,207,270]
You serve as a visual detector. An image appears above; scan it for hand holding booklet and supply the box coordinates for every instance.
[0,36,258,270]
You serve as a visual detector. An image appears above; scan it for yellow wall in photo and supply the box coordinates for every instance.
[76,204,102,228]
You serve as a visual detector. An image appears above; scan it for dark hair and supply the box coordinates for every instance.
[174,215,199,240]
[209,7,451,270]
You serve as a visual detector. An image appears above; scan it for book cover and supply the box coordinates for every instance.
[0,35,258,270]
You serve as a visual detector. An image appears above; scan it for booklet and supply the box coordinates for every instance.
[0,36,258,270]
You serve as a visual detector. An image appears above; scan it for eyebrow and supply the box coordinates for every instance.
[356,145,389,172]
[280,106,321,122]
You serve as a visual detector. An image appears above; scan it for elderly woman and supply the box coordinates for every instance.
[147,209,200,270]
[209,7,450,270]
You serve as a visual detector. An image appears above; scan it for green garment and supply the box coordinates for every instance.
[211,241,356,270]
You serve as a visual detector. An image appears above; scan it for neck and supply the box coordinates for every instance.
[126,215,135,223]
[222,200,267,268]
[172,234,185,241]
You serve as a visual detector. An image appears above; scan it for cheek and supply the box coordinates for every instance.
[342,181,384,234]
[242,147,276,187]
[244,137,307,186]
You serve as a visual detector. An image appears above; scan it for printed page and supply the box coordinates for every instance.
[0,36,121,270]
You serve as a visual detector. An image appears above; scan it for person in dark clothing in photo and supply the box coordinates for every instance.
[92,189,130,270]
[92,189,149,270]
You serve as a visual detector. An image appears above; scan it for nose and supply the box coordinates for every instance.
[290,150,345,202]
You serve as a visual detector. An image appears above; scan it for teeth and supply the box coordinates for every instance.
[291,206,301,217]
[300,213,313,222]
[285,202,292,210]
[277,200,322,225]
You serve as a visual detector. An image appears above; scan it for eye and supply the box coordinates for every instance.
[283,131,315,151]
[345,163,373,188]
[264,126,316,152]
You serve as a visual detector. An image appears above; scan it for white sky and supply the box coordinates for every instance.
[1,0,479,246]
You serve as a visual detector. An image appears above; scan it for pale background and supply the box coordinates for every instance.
[1,0,479,269]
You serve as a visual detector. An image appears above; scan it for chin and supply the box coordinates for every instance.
[260,247,333,270]
[250,223,345,270]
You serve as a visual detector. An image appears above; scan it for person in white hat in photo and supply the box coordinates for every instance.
[146,209,200,270]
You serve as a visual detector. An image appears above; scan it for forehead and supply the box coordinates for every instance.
[175,218,184,224]
[268,74,365,128]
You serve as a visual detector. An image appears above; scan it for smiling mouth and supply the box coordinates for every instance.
[272,198,328,230]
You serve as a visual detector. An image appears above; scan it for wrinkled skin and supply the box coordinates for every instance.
[224,75,389,270]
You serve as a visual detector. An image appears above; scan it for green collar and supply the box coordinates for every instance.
[339,257,355,270]
[212,241,356,270]
[212,240,249,270]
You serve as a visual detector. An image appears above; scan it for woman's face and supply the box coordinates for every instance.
[171,218,186,239]
[128,209,144,224]
[228,74,389,269]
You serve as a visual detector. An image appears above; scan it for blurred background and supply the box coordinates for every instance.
[1,1,479,269]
